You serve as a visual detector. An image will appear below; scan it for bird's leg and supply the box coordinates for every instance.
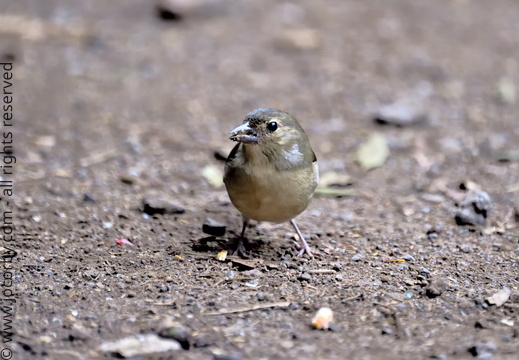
[233,215,250,257]
[290,219,319,258]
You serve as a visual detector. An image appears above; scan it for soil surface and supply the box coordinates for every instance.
[4,0,519,359]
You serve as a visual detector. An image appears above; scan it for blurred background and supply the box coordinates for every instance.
[8,0,519,190]
[4,0,519,358]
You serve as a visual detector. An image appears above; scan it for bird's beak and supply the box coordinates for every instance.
[228,122,258,144]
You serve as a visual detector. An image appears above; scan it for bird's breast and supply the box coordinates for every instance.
[224,157,318,223]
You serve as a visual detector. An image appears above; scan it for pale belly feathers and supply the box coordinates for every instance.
[225,160,318,223]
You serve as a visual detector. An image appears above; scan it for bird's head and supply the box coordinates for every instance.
[229,108,304,147]
[227,108,316,168]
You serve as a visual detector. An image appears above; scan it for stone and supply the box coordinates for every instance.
[202,217,226,237]
[455,190,491,226]
[142,197,185,215]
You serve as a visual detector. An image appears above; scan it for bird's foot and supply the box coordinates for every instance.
[232,238,250,258]
[290,219,321,258]
[293,239,321,258]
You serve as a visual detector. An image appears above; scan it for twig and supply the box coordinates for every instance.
[343,293,362,302]
[314,187,355,197]
[153,300,176,306]
[204,301,290,316]
[308,269,336,275]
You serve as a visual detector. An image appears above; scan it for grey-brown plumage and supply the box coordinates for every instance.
[223,108,319,257]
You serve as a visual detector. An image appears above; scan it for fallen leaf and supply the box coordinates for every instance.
[497,77,516,103]
[356,133,389,170]
[217,250,227,261]
[318,172,352,188]
[202,165,224,187]
[314,187,355,197]
[498,151,519,163]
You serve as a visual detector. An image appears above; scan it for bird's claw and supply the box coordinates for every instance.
[232,238,250,258]
[292,240,321,258]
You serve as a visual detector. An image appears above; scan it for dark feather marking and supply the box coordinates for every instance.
[226,143,241,163]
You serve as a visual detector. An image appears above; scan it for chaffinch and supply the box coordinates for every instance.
[223,108,319,257]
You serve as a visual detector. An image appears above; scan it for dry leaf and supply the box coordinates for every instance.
[217,250,227,261]
[314,187,355,197]
[202,165,223,187]
[497,77,516,103]
[318,172,351,188]
[356,133,389,170]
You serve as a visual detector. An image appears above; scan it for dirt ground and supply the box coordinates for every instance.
[3,0,519,359]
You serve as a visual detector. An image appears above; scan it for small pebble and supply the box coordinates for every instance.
[427,231,438,240]
[374,102,428,127]
[420,267,430,275]
[213,352,244,360]
[289,302,300,310]
[158,325,191,350]
[425,278,445,298]
[37,335,53,344]
[156,0,186,21]
[332,263,343,271]
[256,291,267,301]
[455,189,491,226]
[486,289,510,307]
[82,193,96,203]
[396,303,407,312]
[297,273,312,282]
[381,327,393,335]
[202,218,227,237]
[403,254,415,262]
[459,244,472,253]
[142,197,185,215]
[467,340,497,359]
[194,335,215,348]
[350,254,363,262]
[245,279,259,287]
[68,326,91,341]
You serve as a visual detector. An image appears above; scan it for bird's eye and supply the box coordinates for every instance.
[266,121,278,132]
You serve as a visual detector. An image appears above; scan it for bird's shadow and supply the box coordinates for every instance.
[191,231,275,258]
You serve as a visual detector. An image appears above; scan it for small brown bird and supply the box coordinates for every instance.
[223,108,319,257]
